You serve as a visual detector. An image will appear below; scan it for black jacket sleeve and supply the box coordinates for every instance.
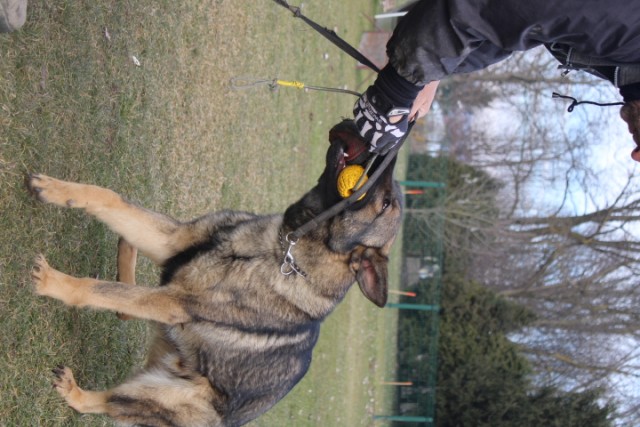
[386,0,640,88]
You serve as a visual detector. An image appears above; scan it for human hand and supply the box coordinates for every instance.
[620,100,640,162]
[409,81,440,121]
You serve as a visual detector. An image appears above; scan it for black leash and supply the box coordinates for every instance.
[271,0,381,73]
[271,0,410,272]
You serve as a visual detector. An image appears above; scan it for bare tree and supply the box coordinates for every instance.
[412,45,640,424]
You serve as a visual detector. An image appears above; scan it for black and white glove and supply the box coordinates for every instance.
[353,86,410,155]
[353,65,424,155]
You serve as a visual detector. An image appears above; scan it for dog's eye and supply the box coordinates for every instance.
[382,198,391,211]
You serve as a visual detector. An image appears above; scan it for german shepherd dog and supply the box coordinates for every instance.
[28,120,402,426]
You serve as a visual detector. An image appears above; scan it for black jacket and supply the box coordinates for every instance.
[386,0,640,100]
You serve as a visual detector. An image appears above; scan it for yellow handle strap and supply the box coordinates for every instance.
[275,79,305,89]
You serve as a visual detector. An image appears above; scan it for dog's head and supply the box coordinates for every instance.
[284,120,403,307]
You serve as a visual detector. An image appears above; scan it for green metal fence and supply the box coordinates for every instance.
[374,143,448,425]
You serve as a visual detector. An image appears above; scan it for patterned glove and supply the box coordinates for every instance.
[353,85,410,155]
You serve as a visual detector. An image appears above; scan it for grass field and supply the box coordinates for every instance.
[0,1,405,426]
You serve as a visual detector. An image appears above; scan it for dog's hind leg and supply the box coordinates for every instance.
[116,238,137,320]
[32,255,192,324]
[116,238,137,286]
[27,174,198,264]
[53,365,223,426]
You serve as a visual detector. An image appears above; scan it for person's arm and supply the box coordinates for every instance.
[356,0,640,156]
[354,0,517,154]
[384,0,515,85]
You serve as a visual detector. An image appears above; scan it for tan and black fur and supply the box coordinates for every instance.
[28,120,402,426]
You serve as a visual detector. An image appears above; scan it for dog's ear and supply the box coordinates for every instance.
[351,248,388,307]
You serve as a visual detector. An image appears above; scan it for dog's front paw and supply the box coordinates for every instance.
[52,365,78,399]
[31,255,84,306]
[27,174,78,207]
[32,254,54,297]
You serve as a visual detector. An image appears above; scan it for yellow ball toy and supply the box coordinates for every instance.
[337,164,368,200]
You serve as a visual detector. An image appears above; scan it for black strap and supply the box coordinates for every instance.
[271,0,406,241]
[271,0,381,73]
[552,92,624,112]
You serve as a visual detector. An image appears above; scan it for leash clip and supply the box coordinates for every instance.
[280,233,306,277]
